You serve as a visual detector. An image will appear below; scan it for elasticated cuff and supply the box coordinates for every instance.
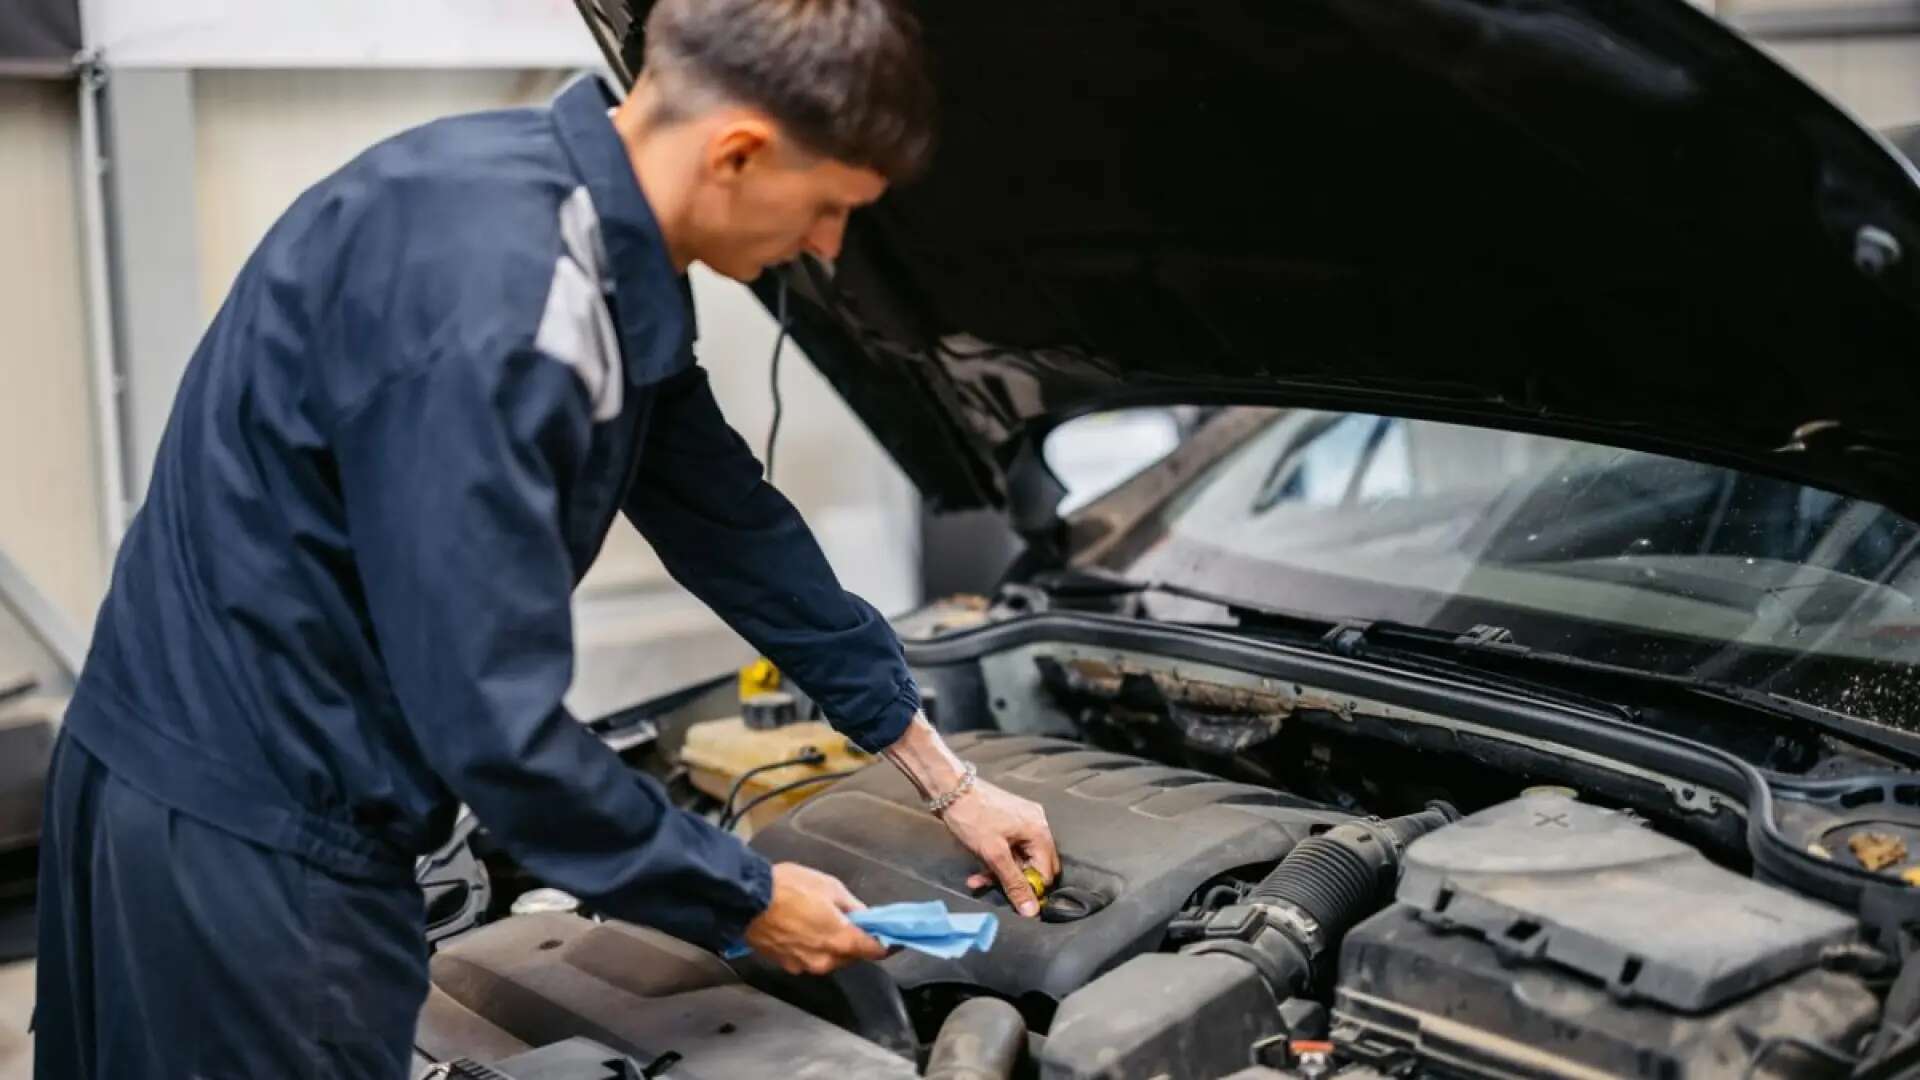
[844,682,923,754]
[709,849,776,956]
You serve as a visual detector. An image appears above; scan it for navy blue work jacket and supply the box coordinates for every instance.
[62,75,919,951]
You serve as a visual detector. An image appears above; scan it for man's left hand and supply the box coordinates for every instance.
[881,713,1060,917]
[944,779,1058,918]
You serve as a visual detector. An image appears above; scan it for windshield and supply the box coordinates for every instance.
[1100,409,1920,732]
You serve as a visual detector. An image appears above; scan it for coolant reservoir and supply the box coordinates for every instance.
[680,692,873,837]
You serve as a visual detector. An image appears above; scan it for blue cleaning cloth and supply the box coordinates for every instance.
[719,900,999,961]
[849,901,999,959]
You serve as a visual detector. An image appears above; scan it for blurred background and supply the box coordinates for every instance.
[2,0,1917,710]
[0,2,1916,1071]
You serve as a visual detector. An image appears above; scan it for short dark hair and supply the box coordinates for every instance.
[635,0,936,182]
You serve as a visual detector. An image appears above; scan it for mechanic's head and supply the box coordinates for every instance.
[619,0,935,282]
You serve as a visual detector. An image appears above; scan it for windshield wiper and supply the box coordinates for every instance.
[1028,570,1920,767]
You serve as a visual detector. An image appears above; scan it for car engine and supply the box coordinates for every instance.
[417,730,1885,1080]
[752,733,1359,1006]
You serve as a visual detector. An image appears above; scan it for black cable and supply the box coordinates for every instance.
[763,276,791,483]
[1738,1034,1858,1080]
[719,748,827,824]
[723,769,858,832]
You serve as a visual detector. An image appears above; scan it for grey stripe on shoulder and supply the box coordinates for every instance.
[534,186,623,422]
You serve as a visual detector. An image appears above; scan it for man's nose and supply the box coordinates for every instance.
[802,217,847,262]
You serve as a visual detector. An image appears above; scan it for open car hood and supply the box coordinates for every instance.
[579,0,1920,523]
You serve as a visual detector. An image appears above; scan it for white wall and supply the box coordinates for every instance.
[1722,0,1920,129]
[0,80,105,631]
[193,69,575,313]
[190,69,919,714]
[1764,35,1920,130]
[83,0,598,69]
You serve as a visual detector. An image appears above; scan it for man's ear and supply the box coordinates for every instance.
[706,117,777,184]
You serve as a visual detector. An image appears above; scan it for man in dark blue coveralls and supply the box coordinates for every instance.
[34,1,1060,1076]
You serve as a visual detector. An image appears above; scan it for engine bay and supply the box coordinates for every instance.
[752,732,1354,1007]
[414,614,1920,1079]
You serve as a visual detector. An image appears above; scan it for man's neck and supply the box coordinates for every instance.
[611,92,697,274]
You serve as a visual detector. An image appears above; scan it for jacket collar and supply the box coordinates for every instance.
[550,74,694,388]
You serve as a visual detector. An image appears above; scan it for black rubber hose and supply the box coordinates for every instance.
[923,998,1026,1080]
[1247,803,1457,930]
[1181,804,1458,998]
[1246,831,1377,929]
[1381,803,1457,848]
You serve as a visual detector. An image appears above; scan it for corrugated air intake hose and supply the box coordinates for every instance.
[1183,802,1458,997]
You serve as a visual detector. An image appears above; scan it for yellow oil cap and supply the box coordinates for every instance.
[1022,866,1049,902]
[738,657,781,699]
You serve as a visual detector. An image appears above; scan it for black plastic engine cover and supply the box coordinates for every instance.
[749,732,1351,1002]
[416,913,915,1079]
[1040,953,1283,1080]
[1334,905,1877,1079]
[1396,791,1856,1011]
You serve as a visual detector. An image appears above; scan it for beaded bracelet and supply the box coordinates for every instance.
[927,760,979,816]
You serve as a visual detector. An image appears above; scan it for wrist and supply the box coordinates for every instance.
[881,713,965,798]
[926,761,980,817]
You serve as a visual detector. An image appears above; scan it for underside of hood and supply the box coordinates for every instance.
[582,0,1920,521]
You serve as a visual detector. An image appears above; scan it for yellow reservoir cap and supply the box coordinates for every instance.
[738,658,781,699]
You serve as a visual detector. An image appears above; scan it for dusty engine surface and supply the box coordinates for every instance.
[748,731,1354,1002]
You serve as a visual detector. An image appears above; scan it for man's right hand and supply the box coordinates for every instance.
[744,862,888,975]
